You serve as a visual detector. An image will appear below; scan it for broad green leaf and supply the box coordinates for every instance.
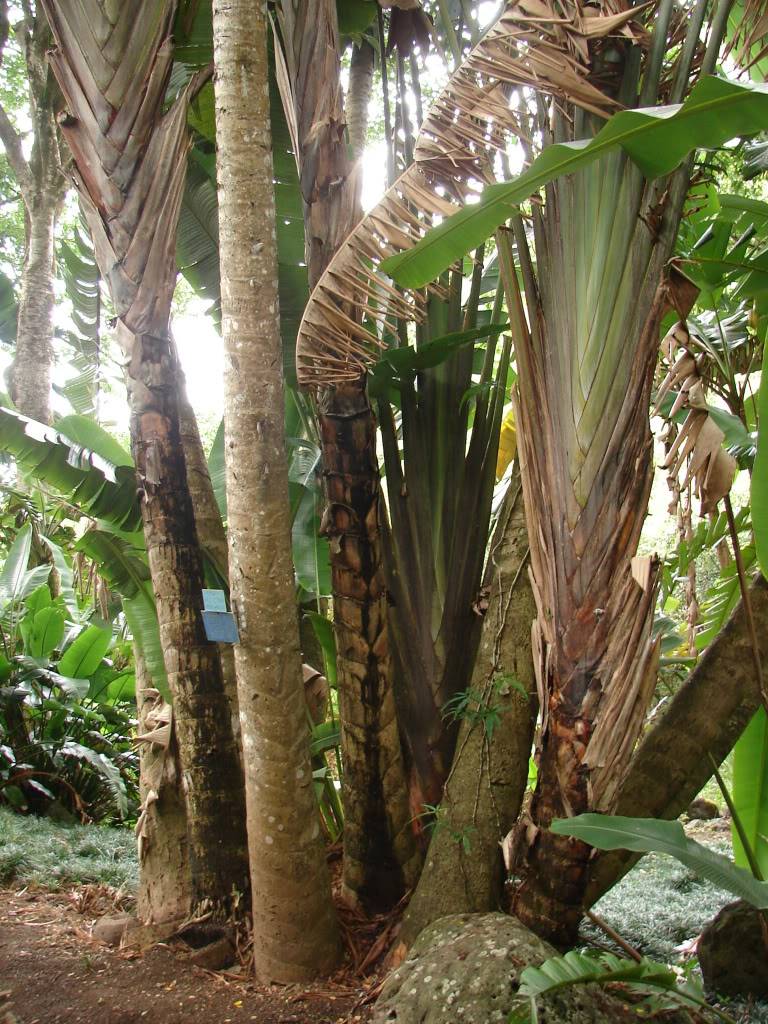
[55,414,132,467]
[292,489,331,598]
[122,592,169,703]
[106,671,136,703]
[0,407,141,532]
[551,813,768,907]
[40,537,78,616]
[753,347,768,579]
[0,523,32,606]
[383,76,768,289]
[732,708,768,877]
[304,611,337,688]
[58,625,112,680]
[207,418,227,519]
[24,584,51,618]
[26,607,65,659]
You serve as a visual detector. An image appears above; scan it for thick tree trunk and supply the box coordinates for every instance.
[318,383,420,910]
[212,0,341,982]
[10,196,58,423]
[42,0,249,919]
[281,0,416,911]
[398,473,537,948]
[125,323,249,916]
[175,357,241,753]
[586,575,768,906]
[134,650,191,926]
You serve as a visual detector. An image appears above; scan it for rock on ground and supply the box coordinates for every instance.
[698,900,768,999]
[373,913,637,1024]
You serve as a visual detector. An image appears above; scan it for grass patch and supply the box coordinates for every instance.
[0,806,138,892]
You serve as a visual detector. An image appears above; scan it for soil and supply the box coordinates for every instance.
[0,887,376,1024]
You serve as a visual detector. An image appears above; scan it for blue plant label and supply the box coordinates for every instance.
[201,610,240,644]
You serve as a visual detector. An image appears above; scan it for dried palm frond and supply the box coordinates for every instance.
[656,321,738,515]
[296,0,648,386]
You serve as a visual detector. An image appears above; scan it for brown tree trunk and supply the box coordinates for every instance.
[174,352,241,753]
[398,472,537,948]
[134,650,191,926]
[586,575,768,906]
[347,40,375,159]
[278,0,417,910]
[212,0,341,981]
[318,383,421,910]
[42,0,249,918]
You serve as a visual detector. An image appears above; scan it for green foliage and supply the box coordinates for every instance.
[550,813,768,908]
[509,949,736,1024]
[441,681,505,740]
[0,534,138,822]
[753,335,768,578]
[383,77,768,289]
[732,708,768,877]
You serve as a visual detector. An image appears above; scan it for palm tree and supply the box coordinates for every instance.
[274,0,419,912]
[40,0,249,919]
[211,0,341,981]
[295,0,759,945]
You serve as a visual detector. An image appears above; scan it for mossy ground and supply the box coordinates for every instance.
[0,806,138,892]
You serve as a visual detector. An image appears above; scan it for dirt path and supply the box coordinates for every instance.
[0,889,373,1024]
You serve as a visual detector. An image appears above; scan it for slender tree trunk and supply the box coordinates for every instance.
[212,0,341,981]
[278,0,417,910]
[586,575,768,906]
[42,0,249,918]
[10,196,58,423]
[347,40,375,159]
[0,4,66,425]
[398,471,537,949]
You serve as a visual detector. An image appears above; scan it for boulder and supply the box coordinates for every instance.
[92,913,140,946]
[373,913,637,1024]
[698,900,768,998]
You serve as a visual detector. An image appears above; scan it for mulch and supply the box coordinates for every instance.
[0,884,392,1024]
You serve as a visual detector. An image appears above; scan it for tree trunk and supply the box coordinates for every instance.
[0,6,65,425]
[134,649,191,926]
[318,383,421,910]
[10,196,58,423]
[42,0,249,919]
[212,0,341,982]
[586,575,768,906]
[174,353,241,754]
[279,0,417,911]
[347,40,375,159]
[398,471,537,948]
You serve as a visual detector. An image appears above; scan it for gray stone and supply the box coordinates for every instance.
[686,798,720,821]
[699,900,768,998]
[373,913,637,1024]
[92,913,140,946]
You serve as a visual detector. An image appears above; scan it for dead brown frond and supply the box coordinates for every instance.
[296,0,650,387]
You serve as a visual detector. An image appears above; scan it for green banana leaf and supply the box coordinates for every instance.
[551,813,768,907]
[382,76,768,289]
[0,406,141,532]
[732,708,768,877]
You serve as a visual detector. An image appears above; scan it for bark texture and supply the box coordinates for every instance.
[134,650,191,926]
[318,383,420,910]
[278,0,416,910]
[174,354,241,753]
[212,0,341,981]
[42,0,249,917]
[399,474,537,948]
[586,575,768,906]
[0,4,66,423]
